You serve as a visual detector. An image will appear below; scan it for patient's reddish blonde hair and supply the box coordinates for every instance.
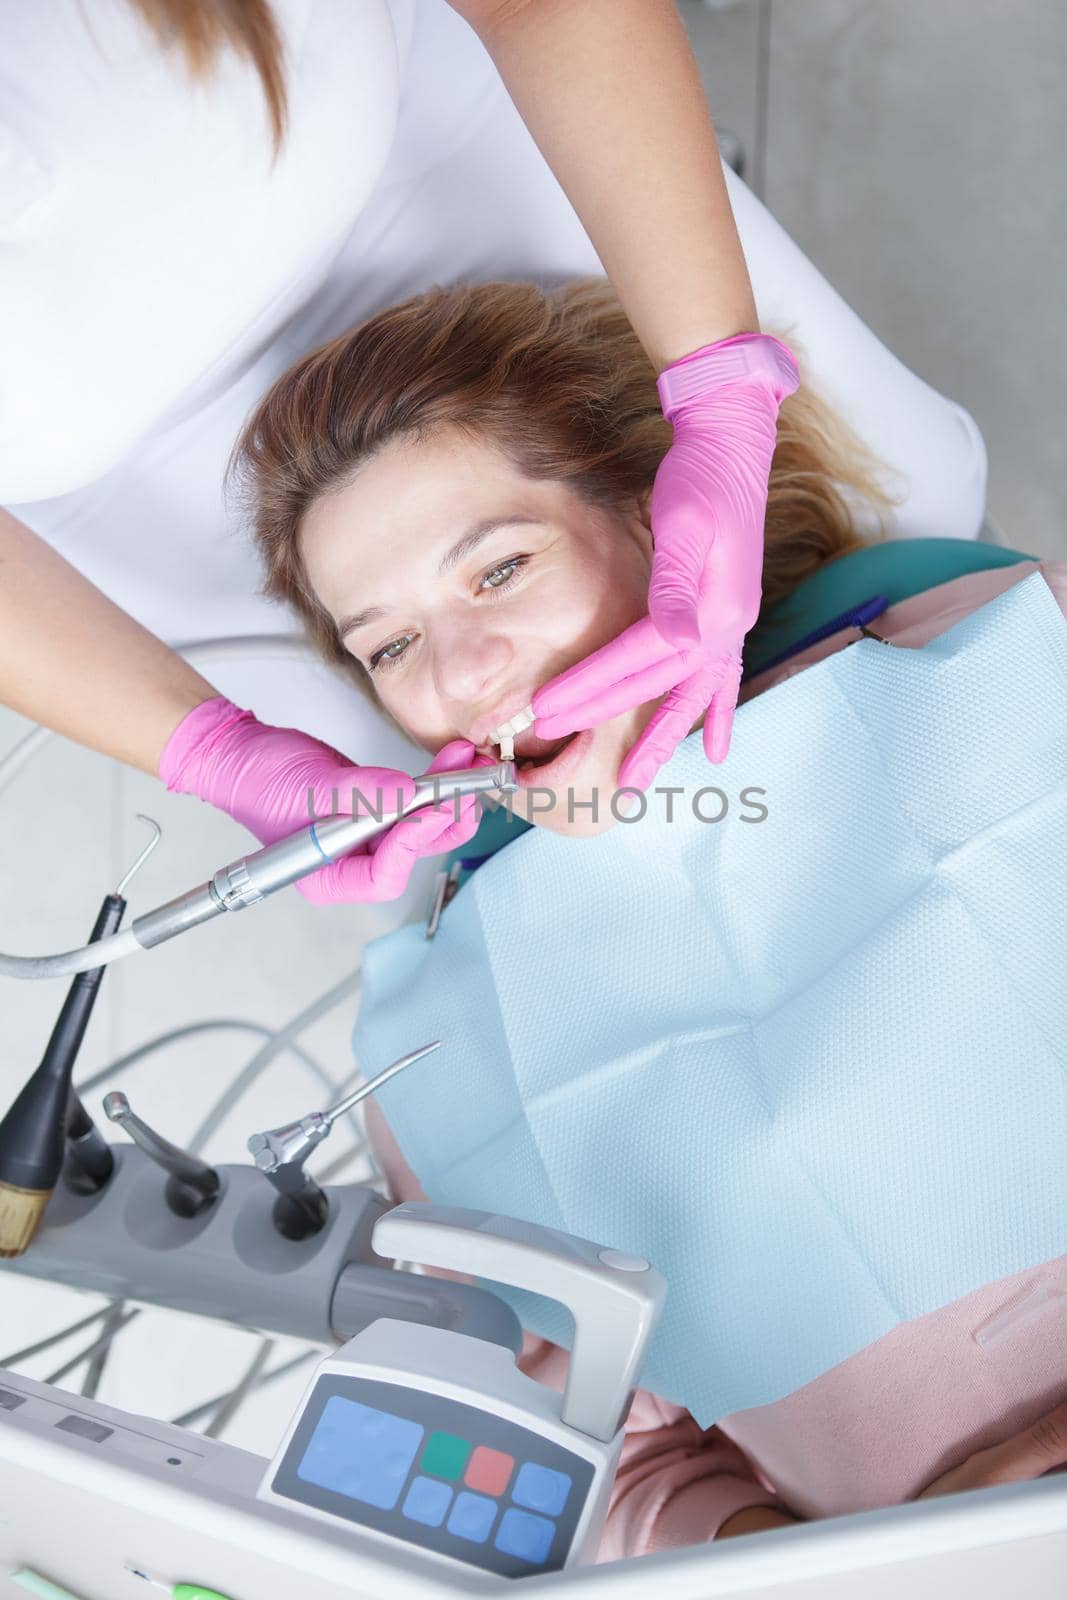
[228,276,895,723]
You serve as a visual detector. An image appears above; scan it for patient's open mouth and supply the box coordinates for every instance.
[516,735,575,771]
[513,729,593,787]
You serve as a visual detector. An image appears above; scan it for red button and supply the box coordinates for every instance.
[464,1445,514,1496]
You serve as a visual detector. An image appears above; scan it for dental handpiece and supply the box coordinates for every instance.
[248,1041,442,1180]
[103,1090,221,1219]
[0,762,517,981]
[247,1042,442,1241]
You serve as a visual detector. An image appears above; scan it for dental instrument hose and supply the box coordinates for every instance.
[0,762,516,982]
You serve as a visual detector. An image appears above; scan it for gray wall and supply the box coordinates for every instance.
[682,0,1066,559]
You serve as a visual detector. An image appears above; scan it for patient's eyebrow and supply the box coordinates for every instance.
[337,517,539,641]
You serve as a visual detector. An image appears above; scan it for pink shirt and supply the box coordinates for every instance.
[363,558,1067,1561]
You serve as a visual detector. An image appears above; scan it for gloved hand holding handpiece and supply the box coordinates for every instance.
[159,695,489,905]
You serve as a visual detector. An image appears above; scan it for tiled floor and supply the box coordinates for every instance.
[2,0,1063,1471]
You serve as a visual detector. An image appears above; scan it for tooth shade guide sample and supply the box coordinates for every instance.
[490,706,535,741]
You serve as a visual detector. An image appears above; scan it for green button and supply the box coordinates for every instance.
[420,1431,471,1480]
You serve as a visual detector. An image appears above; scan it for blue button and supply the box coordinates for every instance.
[495,1507,556,1565]
[512,1462,572,1516]
[446,1491,497,1544]
[298,1397,423,1511]
[402,1476,453,1528]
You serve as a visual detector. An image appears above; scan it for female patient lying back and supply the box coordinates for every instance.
[229,276,1067,1556]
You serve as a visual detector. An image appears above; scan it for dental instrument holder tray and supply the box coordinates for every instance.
[1,1144,522,1351]
[259,1202,666,1578]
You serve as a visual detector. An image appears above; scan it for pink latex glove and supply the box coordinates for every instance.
[158,695,489,905]
[532,332,799,787]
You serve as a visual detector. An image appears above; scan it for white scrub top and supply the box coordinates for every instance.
[0,0,416,502]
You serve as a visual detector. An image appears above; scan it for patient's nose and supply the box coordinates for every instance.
[431,614,514,704]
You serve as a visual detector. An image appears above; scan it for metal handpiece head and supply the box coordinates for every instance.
[410,761,517,812]
[247,1113,328,1175]
[487,758,519,795]
[102,1091,130,1124]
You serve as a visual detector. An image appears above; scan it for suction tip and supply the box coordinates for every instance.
[0,1181,53,1258]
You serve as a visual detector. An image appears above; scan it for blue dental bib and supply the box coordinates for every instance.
[353,574,1067,1426]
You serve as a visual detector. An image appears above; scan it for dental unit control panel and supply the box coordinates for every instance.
[259,1204,665,1577]
[0,1198,664,1592]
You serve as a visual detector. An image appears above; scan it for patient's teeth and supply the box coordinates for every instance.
[489,704,536,747]
[499,734,515,763]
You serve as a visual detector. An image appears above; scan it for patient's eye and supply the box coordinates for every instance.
[367,555,531,673]
[482,556,524,589]
[369,634,414,672]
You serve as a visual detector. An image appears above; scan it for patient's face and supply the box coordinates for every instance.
[300,424,671,836]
